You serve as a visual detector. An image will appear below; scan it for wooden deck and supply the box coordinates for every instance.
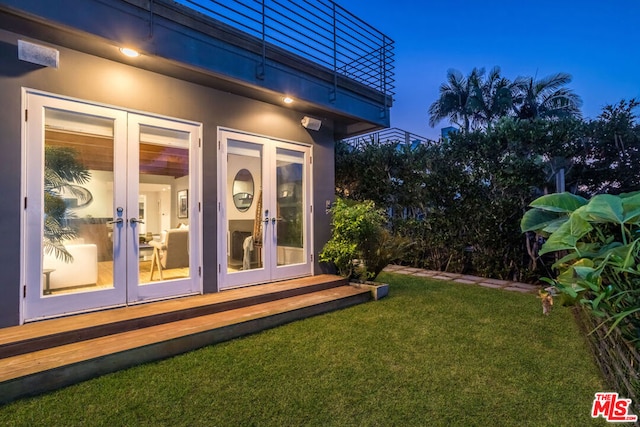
[0,275,372,404]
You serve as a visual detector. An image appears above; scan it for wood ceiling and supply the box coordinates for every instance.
[45,130,189,177]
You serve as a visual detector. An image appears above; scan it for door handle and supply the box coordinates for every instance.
[130,218,145,225]
[107,218,123,225]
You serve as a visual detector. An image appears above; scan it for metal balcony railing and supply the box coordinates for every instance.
[342,128,436,148]
[175,0,395,99]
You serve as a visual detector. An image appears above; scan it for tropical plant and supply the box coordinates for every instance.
[512,72,582,120]
[467,66,514,131]
[429,68,583,133]
[428,68,481,133]
[521,192,640,347]
[319,198,410,282]
[44,146,92,262]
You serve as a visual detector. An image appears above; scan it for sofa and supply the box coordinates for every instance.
[149,228,189,280]
[42,242,98,290]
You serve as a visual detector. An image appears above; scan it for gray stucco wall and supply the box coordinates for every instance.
[0,29,335,327]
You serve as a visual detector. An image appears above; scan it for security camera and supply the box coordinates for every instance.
[301,116,321,131]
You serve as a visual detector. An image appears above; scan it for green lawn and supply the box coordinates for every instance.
[0,273,608,426]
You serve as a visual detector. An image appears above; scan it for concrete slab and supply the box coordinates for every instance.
[414,272,435,277]
[432,275,455,281]
[394,270,416,275]
[510,282,539,291]
[477,282,505,289]
[437,272,462,278]
[482,278,511,286]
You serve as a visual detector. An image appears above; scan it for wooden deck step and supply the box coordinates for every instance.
[0,274,347,359]
[0,285,370,404]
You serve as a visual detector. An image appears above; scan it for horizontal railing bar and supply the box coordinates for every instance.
[174,0,395,97]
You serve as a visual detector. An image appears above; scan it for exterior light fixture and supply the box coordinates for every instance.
[301,116,321,131]
[119,47,140,58]
[283,96,294,104]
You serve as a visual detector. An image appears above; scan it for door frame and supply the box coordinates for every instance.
[217,128,314,289]
[21,89,203,322]
[126,113,203,304]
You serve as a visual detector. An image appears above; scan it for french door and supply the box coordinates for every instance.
[23,91,201,321]
[218,130,312,289]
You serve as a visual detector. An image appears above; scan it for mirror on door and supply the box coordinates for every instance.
[232,169,254,212]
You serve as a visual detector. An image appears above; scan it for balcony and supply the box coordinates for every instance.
[176,0,395,100]
[0,0,395,135]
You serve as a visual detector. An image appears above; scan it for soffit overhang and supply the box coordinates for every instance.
[0,0,391,138]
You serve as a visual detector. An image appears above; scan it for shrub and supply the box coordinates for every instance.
[320,198,410,282]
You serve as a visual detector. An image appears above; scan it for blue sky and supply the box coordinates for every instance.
[336,0,640,140]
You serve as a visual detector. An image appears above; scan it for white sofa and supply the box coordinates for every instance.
[43,243,98,290]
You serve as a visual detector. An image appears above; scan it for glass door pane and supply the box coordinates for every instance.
[275,148,305,267]
[25,93,128,321]
[226,140,264,276]
[42,108,116,296]
[138,125,191,286]
[128,115,200,303]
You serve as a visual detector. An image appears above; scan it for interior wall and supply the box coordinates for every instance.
[0,27,336,327]
[75,170,114,218]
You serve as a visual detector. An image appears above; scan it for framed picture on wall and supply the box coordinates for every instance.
[177,189,188,218]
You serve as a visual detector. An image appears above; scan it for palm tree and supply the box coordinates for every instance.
[513,72,582,120]
[44,146,92,262]
[467,66,514,131]
[428,68,481,133]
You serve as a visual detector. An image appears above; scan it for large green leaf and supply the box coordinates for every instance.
[621,192,640,223]
[542,217,571,234]
[529,192,587,213]
[555,258,602,295]
[579,194,624,224]
[520,208,561,232]
[596,240,640,271]
[539,213,593,255]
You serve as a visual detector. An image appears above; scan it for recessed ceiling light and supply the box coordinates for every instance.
[283,96,294,104]
[119,47,140,58]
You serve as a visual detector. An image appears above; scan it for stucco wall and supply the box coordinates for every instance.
[0,28,335,327]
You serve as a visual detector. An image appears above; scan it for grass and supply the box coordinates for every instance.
[0,273,608,426]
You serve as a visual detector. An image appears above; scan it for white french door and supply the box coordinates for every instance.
[218,130,313,289]
[23,91,201,321]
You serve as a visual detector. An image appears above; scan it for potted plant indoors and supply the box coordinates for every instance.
[44,146,92,262]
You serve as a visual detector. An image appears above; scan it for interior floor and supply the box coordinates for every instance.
[45,261,190,296]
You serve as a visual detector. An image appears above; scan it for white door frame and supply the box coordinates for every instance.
[217,128,313,289]
[22,90,202,322]
[126,113,202,303]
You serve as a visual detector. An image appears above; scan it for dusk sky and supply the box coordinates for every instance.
[336,0,640,141]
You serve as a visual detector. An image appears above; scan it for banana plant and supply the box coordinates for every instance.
[522,192,640,346]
